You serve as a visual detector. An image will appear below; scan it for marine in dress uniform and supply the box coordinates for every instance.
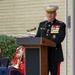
[35,5,66,75]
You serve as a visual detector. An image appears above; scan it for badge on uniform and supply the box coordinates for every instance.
[53,35,56,38]
[40,27,46,30]
[51,25,60,33]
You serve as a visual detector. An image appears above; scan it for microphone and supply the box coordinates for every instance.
[27,27,36,32]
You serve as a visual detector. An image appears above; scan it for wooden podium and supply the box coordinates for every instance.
[16,37,56,75]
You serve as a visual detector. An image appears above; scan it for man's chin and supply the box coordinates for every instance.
[48,18,54,22]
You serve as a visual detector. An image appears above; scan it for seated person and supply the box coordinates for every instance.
[0,46,25,75]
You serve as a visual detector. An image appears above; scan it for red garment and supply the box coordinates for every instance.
[19,61,25,74]
[11,46,25,74]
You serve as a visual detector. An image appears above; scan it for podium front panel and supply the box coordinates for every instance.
[26,48,40,75]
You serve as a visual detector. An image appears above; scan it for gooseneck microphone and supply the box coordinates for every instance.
[27,27,36,32]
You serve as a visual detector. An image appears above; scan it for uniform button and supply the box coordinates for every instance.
[46,34,48,36]
[55,48,57,50]
[48,25,50,27]
[53,35,56,38]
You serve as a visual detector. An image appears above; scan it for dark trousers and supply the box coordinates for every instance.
[0,66,23,75]
[48,62,60,75]
[0,67,8,75]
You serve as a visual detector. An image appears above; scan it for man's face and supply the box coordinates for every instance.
[46,12,57,22]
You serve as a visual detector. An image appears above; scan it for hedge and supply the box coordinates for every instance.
[0,34,19,61]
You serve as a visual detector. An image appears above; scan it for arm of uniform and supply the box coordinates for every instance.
[35,23,41,37]
[35,21,47,37]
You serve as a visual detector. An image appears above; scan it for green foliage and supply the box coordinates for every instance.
[0,34,19,61]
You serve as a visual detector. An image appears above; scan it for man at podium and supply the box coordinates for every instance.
[35,4,66,75]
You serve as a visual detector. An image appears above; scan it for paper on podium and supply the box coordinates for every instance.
[28,32,36,37]
[17,32,36,38]
[17,34,29,38]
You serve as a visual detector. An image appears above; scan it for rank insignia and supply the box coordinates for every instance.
[53,35,56,38]
[40,28,45,30]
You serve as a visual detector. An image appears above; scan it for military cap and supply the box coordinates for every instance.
[44,4,59,12]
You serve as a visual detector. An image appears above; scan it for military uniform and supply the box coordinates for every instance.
[35,19,66,75]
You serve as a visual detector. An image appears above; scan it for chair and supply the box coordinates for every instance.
[0,48,10,67]
[1,58,10,67]
[0,58,10,75]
